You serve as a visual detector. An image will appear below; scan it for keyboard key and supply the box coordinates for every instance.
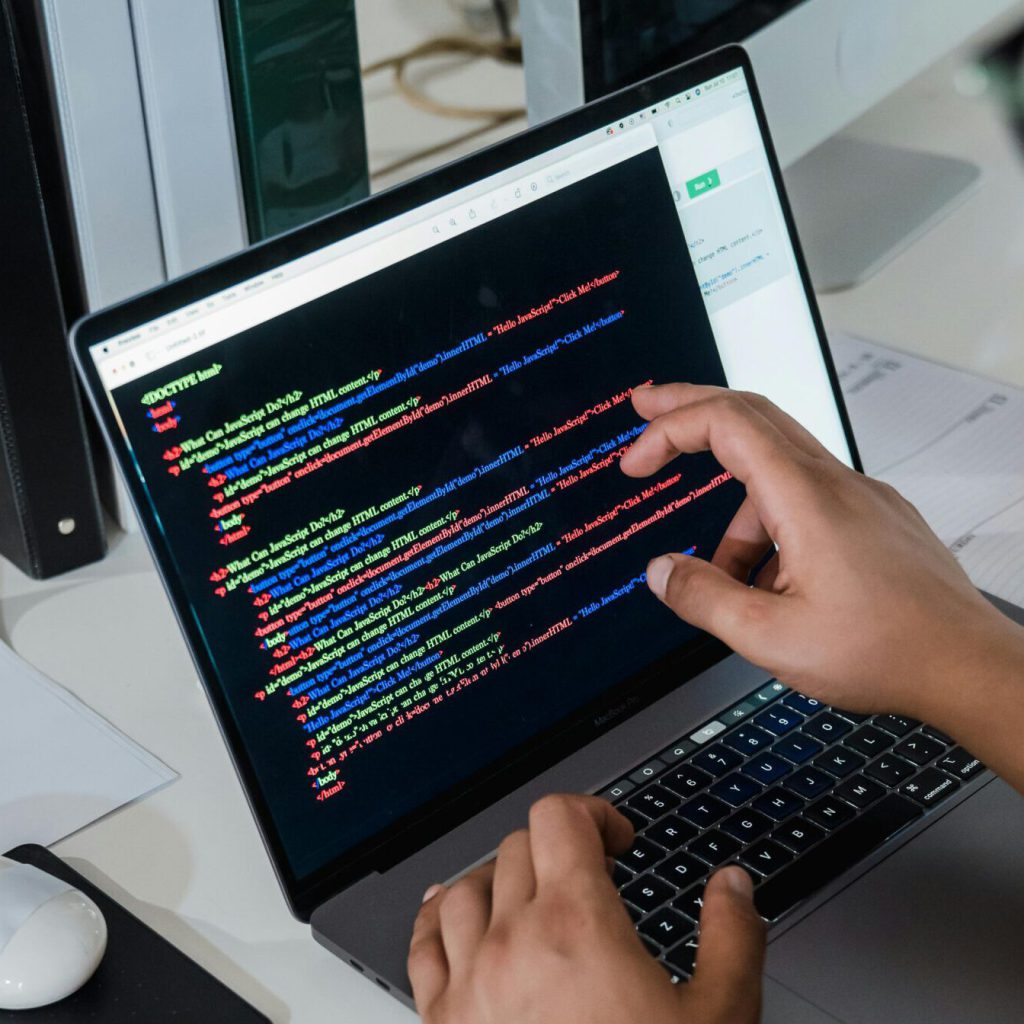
[625,901,645,923]
[654,851,707,888]
[922,725,955,746]
[639,907,693,948]
[722,725,774,755]
[618,837,667,873]
[721,700,758,725]
[845,725,895,758]
[864,754,915,787]
[687,829,741,867]
[900,768,961,808]
[874,714,917,738]
[772,732,823,765]
[621,874,677,915]
[645,815,698,851]
[710,772,763,807]
[832,774,885,809]
[740,839,794,876]
[742,753,793,786]
[936,747,986,781]
[690,744,743,778]
[801,712,852,744]
[754,706,805,736]
[641,936,661,957]
[813,747,865,779]
[630,759,667,785]
[752,680,788,705]
[627,785,681,820]
[690,720,727,745]
[661,763,714,798]
[618,806,649,831]
[599,779,635,801]
[664,936,700,978]
[781,692,823,716]
[755,794,922,921]
[785,767,833,800]
[612,862,634,887]
[805,795,856,830]
[678,794,730,829]
[659,740,697,764]
[720,809,772,843]
[894,733,945,766]
[751,787,803,821]
[773,817,826,854]
[673,882,707,921]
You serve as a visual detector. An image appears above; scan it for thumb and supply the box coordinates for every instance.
[688,867,766,1021]
[646,553,778,655]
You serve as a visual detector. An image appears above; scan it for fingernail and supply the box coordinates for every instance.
[646,555,675,600]
[422,883,444,904]
[719,866,754,898]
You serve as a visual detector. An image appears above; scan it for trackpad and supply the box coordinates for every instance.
[766,779,1024,1024]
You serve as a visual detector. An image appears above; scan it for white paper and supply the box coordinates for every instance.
[832,331,1024,608]
[0,639,176,851]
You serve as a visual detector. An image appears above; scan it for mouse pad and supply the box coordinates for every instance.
[1,845,270,1022]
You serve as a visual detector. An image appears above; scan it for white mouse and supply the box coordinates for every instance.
[0,856,107,1010]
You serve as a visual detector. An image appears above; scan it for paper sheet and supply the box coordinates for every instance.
[832,331,1024,609]
[0,638,176,852]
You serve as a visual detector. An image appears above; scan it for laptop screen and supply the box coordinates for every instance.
[81,59,852,899]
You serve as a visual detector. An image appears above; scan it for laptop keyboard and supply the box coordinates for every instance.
[596,680,986,983]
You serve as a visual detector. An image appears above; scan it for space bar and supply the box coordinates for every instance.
[755,794,923,921]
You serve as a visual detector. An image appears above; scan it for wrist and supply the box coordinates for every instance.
[917,606,1024,744]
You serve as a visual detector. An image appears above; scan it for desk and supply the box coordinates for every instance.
[2,7,1023,1021]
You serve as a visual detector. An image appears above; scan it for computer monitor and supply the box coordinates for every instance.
[522,0,1021,291]
[522,0,1018,166]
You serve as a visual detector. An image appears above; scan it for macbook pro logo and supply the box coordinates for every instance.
[593,694,640,729]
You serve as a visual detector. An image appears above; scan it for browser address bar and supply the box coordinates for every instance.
[98,123,659,391]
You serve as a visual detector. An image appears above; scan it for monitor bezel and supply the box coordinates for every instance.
[72,44,861,920]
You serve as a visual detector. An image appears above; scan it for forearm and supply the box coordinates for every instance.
[915,614,1024,797]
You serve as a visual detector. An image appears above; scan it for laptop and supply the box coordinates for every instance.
[72,46,1024,1024]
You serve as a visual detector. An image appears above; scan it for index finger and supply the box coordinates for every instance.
[620,390,813,513]
[632,383,832,462]
[527,795,633,889]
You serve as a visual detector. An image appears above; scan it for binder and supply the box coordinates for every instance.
[0,0,105,578]
[219,0,370,241]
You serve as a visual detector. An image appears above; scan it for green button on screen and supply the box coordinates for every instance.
[685,169,721,199]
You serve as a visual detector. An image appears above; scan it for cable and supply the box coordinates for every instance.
[363,35,523,120]
[363,33,526,182]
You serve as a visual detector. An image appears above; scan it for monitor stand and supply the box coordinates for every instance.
[784,136,981,294]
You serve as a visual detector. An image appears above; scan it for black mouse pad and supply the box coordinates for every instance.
[2,845,270,1022]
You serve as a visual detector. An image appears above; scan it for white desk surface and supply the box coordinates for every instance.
[2,5,1024,1020]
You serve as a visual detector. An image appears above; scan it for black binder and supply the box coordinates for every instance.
[0,0,105,578]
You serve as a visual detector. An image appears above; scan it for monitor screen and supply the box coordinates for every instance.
[82,60,852,901]
[580,1,807,100]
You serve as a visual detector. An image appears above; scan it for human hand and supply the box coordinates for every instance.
[620,384,1018,724]
[408,795,765,1024]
